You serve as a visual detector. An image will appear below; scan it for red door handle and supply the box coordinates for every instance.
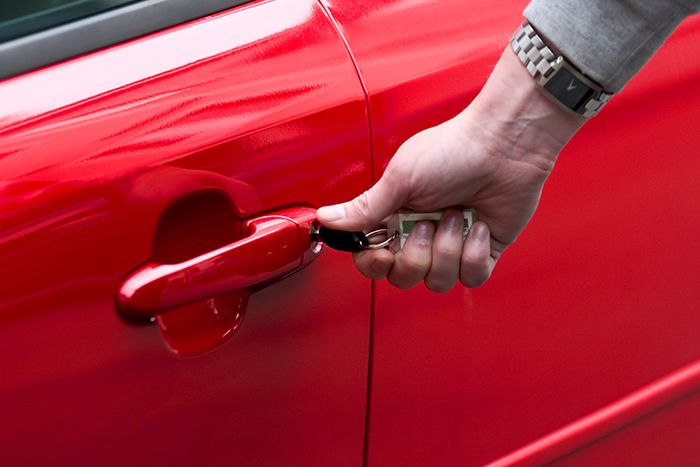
[117,207,319,320]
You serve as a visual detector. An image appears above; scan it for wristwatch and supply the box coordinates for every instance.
[510,21,613,118]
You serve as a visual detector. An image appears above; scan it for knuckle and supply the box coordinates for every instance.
[399,256,429,275]
[387,275,418,290]
[352,252,369,267]
[459,266,491,288]
[425,278,453,294]
[354,252,391,280]
[384,161,407,181]
[368,256,391,278]
[354,191,373,220]
[461,251,489,270]
[358,269,379,280]
[460,275,487,288]
[433,243,461,260]
[357,263,380,280]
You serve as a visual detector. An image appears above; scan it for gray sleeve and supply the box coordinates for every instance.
[524,0,700,92]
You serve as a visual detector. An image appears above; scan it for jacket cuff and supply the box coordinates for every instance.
[524,0,698,92]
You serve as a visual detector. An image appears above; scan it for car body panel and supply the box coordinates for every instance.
[3,0,700,464]
[553,390,700,466]
[322,0,700,465]
[0,0,372,465]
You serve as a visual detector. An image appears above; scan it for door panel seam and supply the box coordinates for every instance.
[316,0,375,183]
[315,2,375,465]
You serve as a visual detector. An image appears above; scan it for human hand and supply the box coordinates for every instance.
[317,48,584,292]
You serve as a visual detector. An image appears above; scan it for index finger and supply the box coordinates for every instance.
[353,248,395,280]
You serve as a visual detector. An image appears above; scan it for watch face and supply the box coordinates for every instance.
[544,67,594,111]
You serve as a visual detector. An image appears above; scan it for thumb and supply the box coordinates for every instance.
[317,175,406,231]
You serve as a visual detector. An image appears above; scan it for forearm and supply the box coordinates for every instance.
[318,0,700,292]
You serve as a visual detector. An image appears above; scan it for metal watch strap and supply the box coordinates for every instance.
[510,22,613,118]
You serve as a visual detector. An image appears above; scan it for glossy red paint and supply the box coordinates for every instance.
[0,0,373,465]
[488,357,700,465]
[118,207,318,318]
[554,390,700,466]
[3,0,700,464]
[323,1,700,465]
[157,289,250,357]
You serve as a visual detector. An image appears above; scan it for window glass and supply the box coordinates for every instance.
[0,1,139,43]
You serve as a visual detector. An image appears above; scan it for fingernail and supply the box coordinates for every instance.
[472,223,489,242]
[317,204,345,222]
[445,211,463,231]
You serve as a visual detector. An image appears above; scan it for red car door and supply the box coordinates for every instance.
[323,0,700,465]
[0,1,372,465]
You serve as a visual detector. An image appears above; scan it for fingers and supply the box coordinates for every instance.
[317,172,406,232]
[353,248,394,280]
[459,221,496,288]
[349,216,499,290]
[424,209,464,293]
[388,221,435,289]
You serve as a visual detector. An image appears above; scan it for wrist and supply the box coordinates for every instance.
[457,47,584,168]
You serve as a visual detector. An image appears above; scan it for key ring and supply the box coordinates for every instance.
[363,229,399,250]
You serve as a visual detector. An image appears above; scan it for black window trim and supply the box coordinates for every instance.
[0,0,253,81]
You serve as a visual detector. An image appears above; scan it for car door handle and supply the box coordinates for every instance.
[117,206,319,320]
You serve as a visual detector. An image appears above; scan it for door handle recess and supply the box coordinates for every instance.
[117,206,319,320]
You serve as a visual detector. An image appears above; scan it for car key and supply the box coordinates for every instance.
[311,225,398,252]
[312,209,475,252]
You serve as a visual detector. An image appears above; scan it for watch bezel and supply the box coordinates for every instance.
[537,55,606,114]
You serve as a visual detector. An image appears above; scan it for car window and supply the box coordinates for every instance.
[0,1,138,43]
[0,0,251,80]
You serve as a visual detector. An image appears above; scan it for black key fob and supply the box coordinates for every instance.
[314,226,368,252]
